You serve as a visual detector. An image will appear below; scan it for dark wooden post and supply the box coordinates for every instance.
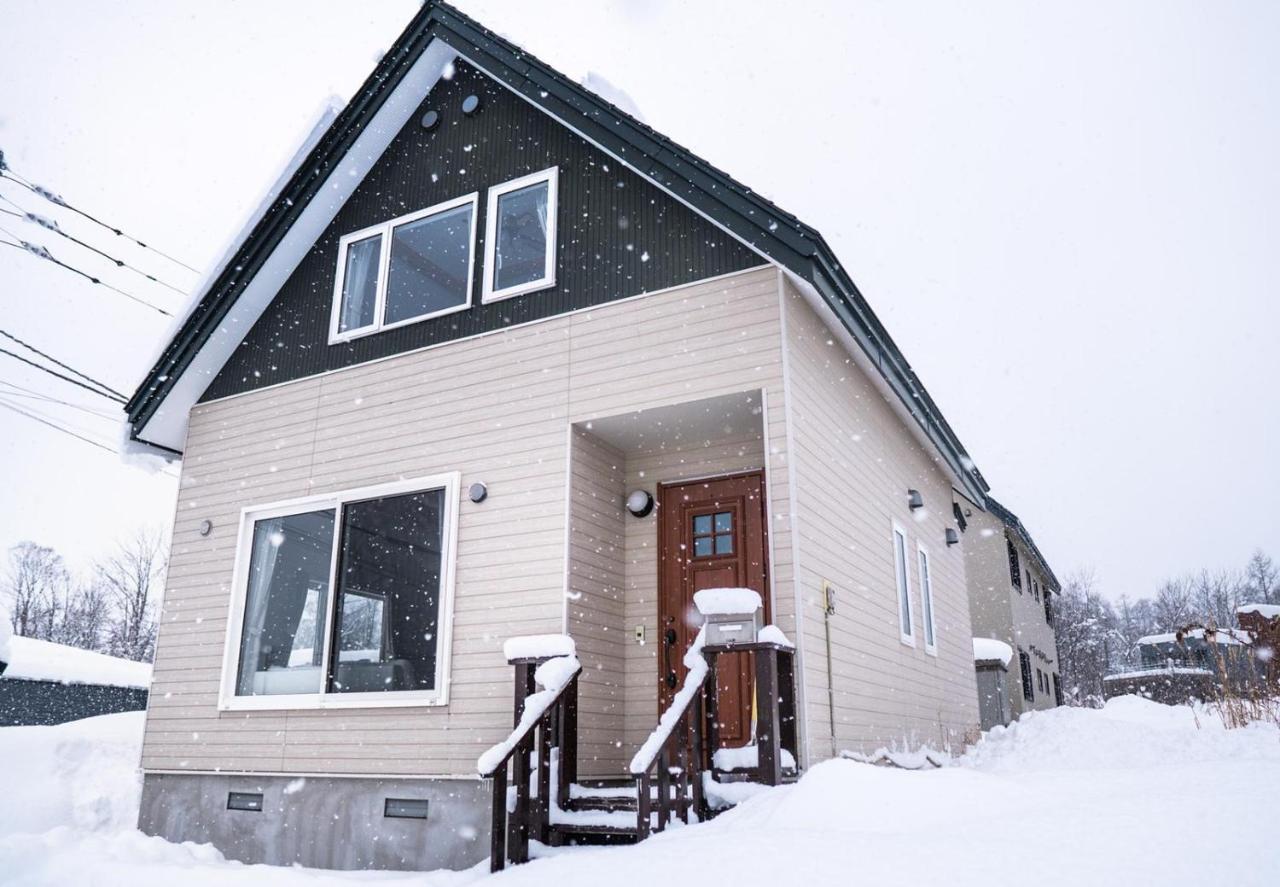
[755,647,782,786]
[636,772,652,839]
[562,673,579,788]
[656,748,671,831]
[690,688,707,819]
[535,709,553,843]
[509,662,535,863]
[777,649,798,767]
[489,764,508,872]
[703,651,720,763]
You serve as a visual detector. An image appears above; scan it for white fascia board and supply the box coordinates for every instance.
[135,39,459,453]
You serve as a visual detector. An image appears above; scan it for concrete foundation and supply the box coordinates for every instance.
[138,772,491,872]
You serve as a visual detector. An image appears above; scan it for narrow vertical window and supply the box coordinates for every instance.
[336,233,383,334]
[1007,539,1022,591]
[893,525,913,645]
[917,546,937,654]
[1019,651,1034,701]
[483,167,558,301]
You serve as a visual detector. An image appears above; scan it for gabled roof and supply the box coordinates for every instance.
[124,1,990,502]
[986,497,1060,592]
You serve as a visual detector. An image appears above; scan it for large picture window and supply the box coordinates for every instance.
[221,474,460,710]
[482,167,558,302]
[330,194,478,342]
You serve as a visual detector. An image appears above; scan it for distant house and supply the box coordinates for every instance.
[962,497,1063,724]
[0,635,151,726]
[1103,609,1275,704]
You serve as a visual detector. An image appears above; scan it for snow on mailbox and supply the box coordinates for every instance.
[694,587,763,646]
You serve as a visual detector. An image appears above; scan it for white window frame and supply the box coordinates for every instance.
[892,521,914,647]
[328,193,479,344]
[917,543,938,656]
[481,166,558,303]
[217,472,461,711]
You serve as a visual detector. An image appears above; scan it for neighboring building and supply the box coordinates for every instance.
[963,496,1062,722]
[0,635,151,726]
[117,1,1058,872]
[1103,608,1277,703]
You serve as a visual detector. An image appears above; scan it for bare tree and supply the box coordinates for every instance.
[1242,550,1278,606]
[3,542,69,640]
[1152,577,1195,632]
[99,530,166,663]
[1190,569,1241,628]
[1055,569,1122,706]
[53,579,112,652]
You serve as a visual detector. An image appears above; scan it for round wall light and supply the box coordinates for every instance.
[461,94,482,116]
[420,109,440,131]
[198,519,213,537]
[468,482,489,504]
[625,489,654,518]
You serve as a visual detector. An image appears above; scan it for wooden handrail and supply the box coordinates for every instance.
[630,641,713,837]
[482,657,580,872]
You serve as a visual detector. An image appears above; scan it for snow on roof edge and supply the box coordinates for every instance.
[1,636,152,689]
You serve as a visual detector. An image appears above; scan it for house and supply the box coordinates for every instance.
[120,1,1038,872]
[962,497,1063,721]
[0,633,150,726]
[1102,611,1273,704]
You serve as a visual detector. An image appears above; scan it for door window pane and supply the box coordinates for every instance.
[493,181,549,291]
[329,489,446,694]
[337,235,381,333]
[385,203,473,324]
[236,510,336,696]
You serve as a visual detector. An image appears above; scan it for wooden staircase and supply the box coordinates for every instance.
[480,636,799,870]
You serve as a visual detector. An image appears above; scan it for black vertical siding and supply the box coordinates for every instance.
[201,61,762,401]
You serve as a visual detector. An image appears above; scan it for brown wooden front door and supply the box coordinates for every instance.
[658,470,769,748]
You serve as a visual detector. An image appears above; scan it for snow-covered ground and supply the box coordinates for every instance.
[1,698,1277,886]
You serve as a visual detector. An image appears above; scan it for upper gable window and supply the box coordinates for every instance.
[330,193,478,342]
[482,167,558,302]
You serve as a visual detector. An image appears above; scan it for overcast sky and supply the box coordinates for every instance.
[0,0,1275,600]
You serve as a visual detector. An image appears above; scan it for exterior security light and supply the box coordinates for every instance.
[946,528,960,546]
[907,489,924,510]
[626,489,654,518]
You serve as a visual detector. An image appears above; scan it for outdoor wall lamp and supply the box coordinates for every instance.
[907,489,924,510]
[946,528,960,547]
[625,489,654,518]
[468,482,488,504]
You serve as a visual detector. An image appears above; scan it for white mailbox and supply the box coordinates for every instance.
[693,587,763,647]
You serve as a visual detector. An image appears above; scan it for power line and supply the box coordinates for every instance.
[0,398,118,455]
[0,379,120,420]
[0,152,198,274]
[0,225,172,317]
[0,328,127,400]
[0,345,127,404]
[0,192,187,296]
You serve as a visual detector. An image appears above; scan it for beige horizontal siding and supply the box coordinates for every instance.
[781,278,980,759]
[143,265,783,776]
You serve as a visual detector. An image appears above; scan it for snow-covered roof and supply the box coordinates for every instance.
[1136,628,1251,647]
[1238,603,1280,620]
[122,0,991,505]
[1104,667,1214,681]
[972,637,1014,667]
[0,636,151,689]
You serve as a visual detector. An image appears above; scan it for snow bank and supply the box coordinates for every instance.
[971,637,1013,667]
[0,712,144,837]
[1,637,151,689]
[502,634,576,662]
[961,694,1280,773]
[711,744,797,771]
[693,588,761,616]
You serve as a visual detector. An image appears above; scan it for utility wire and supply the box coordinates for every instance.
[0,154,198,274]
[0,225,172,317]
[0,379,120,420]
[0,328,127,400]
[0,192,187,296]
[0,345,127,404]
[0,398,118,455]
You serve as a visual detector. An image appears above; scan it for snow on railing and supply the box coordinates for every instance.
[477,653,581,776]
[629,627,708,775]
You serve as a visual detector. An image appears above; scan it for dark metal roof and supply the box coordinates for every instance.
[125,1,991,501]
[986,497,1061,592]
